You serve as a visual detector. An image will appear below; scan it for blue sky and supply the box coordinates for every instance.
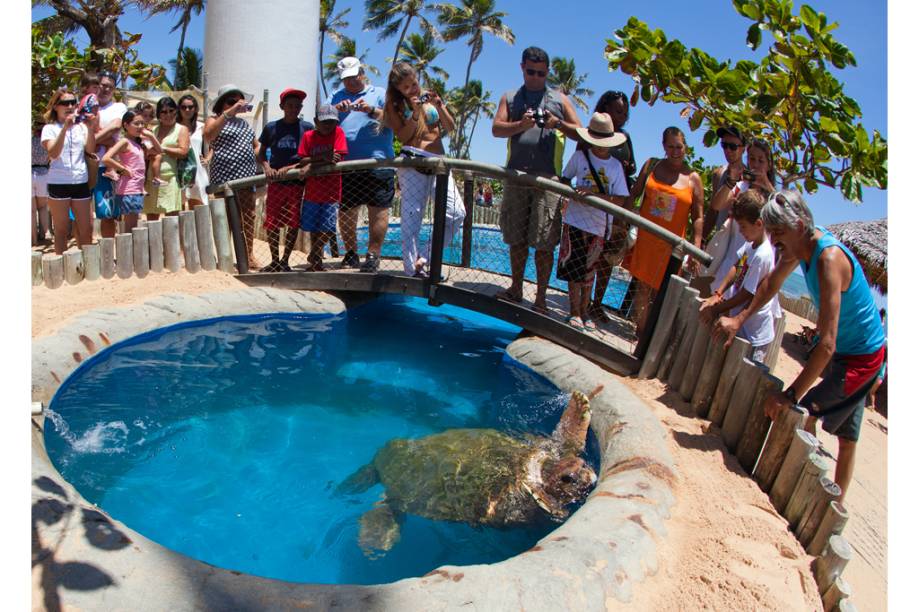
[31,0,887,230]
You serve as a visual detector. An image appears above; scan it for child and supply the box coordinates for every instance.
[109,101,166,187]
[101,110,163,235]
[556,112,629,330]
[297,104,348,271]
[700,189,782,363]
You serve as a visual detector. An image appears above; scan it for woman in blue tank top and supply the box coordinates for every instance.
[713,189,885,505]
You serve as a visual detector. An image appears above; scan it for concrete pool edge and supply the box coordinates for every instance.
[31,290,676,610]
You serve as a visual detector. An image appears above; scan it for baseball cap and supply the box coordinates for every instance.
[279,88,307,104]
[316,104,339,122]
[337,57,361,79]
[716,125,746,144]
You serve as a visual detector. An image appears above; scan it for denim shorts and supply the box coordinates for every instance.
[116,193,144,215]
[300,201,338,233]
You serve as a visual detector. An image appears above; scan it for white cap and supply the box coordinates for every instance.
[337,56,361,79]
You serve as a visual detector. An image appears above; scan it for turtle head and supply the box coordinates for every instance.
[541,456,597,509]
[552,385,603,455]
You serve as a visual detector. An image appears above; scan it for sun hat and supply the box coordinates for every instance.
[212,84,251,114]
[316,103,339,123]
[279,88,307,104]
[337,57,362,79]
[716,125,747,144]
[575,113,627,148]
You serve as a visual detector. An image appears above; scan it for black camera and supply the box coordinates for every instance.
[419,93,431,103]
[529,107,547,128]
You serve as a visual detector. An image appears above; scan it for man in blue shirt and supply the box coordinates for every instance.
[715,190,886,504]
[257,88,314,272]
[327,57,395,272]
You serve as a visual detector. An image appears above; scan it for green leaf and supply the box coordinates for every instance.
[800,5,820,31]
[804,177,818,193]
[818,116,838,132]
[747,23,762,50]
[703,129,719,147]
[689,110,704,130]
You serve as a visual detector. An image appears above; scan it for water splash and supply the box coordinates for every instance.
[45,408,129,455]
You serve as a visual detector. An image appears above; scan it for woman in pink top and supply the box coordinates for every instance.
[101,110,163,234]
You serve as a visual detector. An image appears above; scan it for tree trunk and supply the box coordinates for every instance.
[454,47,477,157]
[463,109,481,159]
[175,18,189,89]
[319,34,328,98]
[393,17,413,64]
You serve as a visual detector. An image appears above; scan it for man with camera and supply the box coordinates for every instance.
[491,46,582,314]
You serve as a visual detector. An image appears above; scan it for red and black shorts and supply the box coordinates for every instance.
[264,181,305,231]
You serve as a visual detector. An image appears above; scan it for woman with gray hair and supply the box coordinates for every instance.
[714,189,885,505]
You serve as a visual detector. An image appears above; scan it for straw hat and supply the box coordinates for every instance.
[576,113,627,148]
[212,84,251,114]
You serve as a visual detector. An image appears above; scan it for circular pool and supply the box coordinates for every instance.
[44,296,601,585]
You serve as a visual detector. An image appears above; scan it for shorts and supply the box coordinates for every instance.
[264,182,304,231]
[115,193,144,215]
[32,169,49,198]
[93,167,118,219]
[499,181,563,251]
[300,201,338,233]
[47,182,91,200]
[341,169,395,210]
[800,345,886,442]
[557,224,603,283]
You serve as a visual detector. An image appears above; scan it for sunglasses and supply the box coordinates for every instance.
[179,105,196,110]
[57,99,78,106]
[159,108,177,115]
[525,69,547,77]
[721,141,742,151]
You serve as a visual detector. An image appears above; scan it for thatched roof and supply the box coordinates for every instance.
[826,218,887,294]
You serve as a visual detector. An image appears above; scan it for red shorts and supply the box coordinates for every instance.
[264,182,304,230]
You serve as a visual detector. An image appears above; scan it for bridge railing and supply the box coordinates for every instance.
[210,156,711,364]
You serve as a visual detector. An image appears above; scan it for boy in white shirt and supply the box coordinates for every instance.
[700,189,782,363]
[556,113,628,330]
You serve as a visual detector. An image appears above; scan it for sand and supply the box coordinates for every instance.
[31,272,886,610]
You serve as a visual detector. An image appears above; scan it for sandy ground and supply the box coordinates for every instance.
[31,272,886,610]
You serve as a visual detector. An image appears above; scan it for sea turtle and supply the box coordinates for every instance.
[337,385,603,558]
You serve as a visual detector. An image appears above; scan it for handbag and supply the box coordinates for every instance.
[176,146,198,188]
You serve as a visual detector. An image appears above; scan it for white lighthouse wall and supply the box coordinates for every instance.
[204,0,320,124]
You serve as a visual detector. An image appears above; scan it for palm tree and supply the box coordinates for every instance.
[446,80,494,158]
[323,37,380,92]
[32,0,125,58]
[397,32,449,87]
[319,0,351,98]
[547,57,593,113]
[363,0,440,64]
[136,1,205,91]
[436,0,514,151]
[168,47,203,89]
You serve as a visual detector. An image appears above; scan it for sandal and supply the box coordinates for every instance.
[566,316,584,330]
[582,318,598,332]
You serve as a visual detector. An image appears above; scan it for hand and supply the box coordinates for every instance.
[519,111,536,130]
[684,257,701,276]
[264,166,278,180]
[428,92,444,108]
[335,100,352,113]
[699,297,721,324]
[63,114,76,129]
[330,151,342,164]
[351,98,372,114]
[713,314,741,348]
[141,128,157,142]
[574,186,593,198]
[547,113,562,130]
[763,390,792,421]
[409,95,425,114]
[228,99,248,118]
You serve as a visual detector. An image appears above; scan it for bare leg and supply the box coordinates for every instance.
[502,243,529,301]
[146,213,160,222]
[37,197,50,240]
[804,415,818,436]
[281,227,299,264]
[835,438,857,505]
[48,199,72,255]
[32,196,39,245]
[568,284,582,319]
[533,248,554,313]
[123,213,139,233]
[339,206,359,254]
[590,258,613,322]
[632,281,655,336]
[266,228,281,263]
[100,219,117,238]
[579,280,591,321]
[149,154,164,184]
[367,205,390,257]
[71,198,93,247]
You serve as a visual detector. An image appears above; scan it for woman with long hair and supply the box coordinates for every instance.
[381,62,465,277]
[176,93,210,209]
[40,87,97,255]
[143,97,190,220]
[623,126,704,335]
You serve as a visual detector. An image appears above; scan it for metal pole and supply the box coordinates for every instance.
[634,249,683,359]
[262,88,269,132]
[428,170,449,303]
[224,190,249,274]
[461,172,474,268]
[202,71,209,156]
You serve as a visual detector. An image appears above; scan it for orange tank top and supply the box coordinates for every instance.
[640,170,695,237]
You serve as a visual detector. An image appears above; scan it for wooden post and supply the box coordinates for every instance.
[797,477,842,548]
[132,227,150,278]
[720,359,767,452]
[769,428,819,514]
[709,337,752,426]
[115,233,134,279]
[639,275,689,379]
[763,314,787,371]
[814,535,852,595]
[179,210,201,273]
[668,297,703,391]
[736,373,782,474]
[821,576,852,612]
[692,323,730,417]
[147,219,164,273]
[807,501,849,556]
[657,285,699,381]
[752,402,806,492]
[82,243,101,281]
[783,452,830,529]
[100,237,115,279]
[42,254,63,289]
[163,216,181,272]
[63,250,84,285]
[194,203,217,271]
[32,251,42,286]
[679,316,710,401]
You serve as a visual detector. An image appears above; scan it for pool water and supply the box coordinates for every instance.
[45,296,599,585]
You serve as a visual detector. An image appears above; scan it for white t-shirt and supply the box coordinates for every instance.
[41,122,89,184]
[561,150,629,238]
[726,238,783,347]
[96,99,128,159]
[709,181,751,293]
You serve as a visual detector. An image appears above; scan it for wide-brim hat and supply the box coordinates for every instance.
[576,112,627,148]
[212,84,251,114]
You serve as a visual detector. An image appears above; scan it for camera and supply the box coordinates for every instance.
[243,104,254,112]
[419,93,431,103]
[529,107,548,128]
[742,169,756,182]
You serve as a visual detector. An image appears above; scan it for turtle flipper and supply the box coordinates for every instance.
[552,385,603,455]
[336,464,379,495]
[358,502,402,559]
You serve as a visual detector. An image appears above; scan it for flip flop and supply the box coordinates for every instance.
[495,289,523,304]
[582,318,598,332]
[566,316,584,330]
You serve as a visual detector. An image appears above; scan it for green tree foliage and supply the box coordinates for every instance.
[319,0,351,98]
[32,0,125,56]
[547,57,593,113]
[168,46,203,89]
[604,0,886,202]
[446,80,494,159]
[323,37,380,92]
[363,0,440,65]
[397,31,449,87]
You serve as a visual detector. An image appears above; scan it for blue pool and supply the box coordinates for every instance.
[45,296,600,585]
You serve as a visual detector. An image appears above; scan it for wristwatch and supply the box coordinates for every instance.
[222,111,231,120]
[783,386,798,405]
